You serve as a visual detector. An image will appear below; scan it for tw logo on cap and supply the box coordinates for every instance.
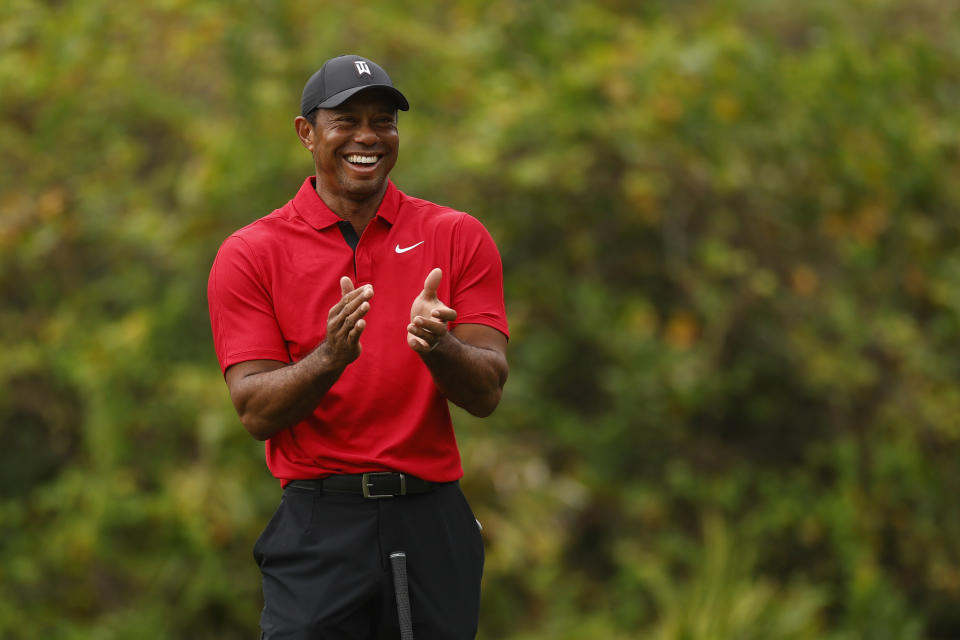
[354,60,372,76]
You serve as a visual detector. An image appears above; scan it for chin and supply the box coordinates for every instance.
[343,175,387,198]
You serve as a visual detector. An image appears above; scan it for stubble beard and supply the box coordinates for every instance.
[339,171,387,201]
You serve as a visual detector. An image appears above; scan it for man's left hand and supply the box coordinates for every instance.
[408,267,457,353]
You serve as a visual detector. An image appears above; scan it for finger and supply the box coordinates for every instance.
[413,316,448,336]
[330,284,373,317]
[329,300,371,343]
[329,310,367,358]
[344,300,371,328]
[348,318,366,342]
[408,321,434,340]
[407,332,431,352]
[334,318,364,360]
[329,284,373,320]
[343,283,373,302]
[422,268,442,299]
[340,276,355,296]
[430,306,457,323]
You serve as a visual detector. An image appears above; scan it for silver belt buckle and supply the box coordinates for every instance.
[362,472,405,498]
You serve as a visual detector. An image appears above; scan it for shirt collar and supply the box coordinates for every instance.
[292,177,400,230]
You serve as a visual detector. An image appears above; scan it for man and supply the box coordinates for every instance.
[207,54,509,639]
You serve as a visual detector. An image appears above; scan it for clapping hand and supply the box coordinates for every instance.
[407,268,457,354]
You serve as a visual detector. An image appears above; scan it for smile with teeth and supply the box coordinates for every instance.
[346,154,380,165]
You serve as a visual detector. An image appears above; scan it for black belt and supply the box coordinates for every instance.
[287,472,436,499]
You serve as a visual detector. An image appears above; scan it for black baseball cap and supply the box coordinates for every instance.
[300,55,410,117]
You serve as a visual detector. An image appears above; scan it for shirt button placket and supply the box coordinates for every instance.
[354,220,383,285]
[355,246,368,284]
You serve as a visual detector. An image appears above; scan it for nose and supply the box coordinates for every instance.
[353,121,379,146]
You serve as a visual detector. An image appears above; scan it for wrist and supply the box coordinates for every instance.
[423,331,455,358]
[312,340,350,375]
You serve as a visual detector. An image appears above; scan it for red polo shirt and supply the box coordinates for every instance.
[208,178,508,484]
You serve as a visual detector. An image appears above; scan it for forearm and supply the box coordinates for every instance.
[227,280,373,440]
[421,333,508,417]
[230,345,345,440]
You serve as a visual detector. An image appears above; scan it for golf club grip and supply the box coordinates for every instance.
[390,551,414,640]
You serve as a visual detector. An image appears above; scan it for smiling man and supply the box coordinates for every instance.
[207,55,509,639]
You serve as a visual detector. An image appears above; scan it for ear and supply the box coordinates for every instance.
[294,115,314,151]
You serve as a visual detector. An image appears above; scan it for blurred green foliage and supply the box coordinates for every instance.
[2,0,960,637]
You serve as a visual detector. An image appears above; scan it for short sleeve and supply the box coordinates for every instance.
[207,234,291,374]
[449,215,509,339]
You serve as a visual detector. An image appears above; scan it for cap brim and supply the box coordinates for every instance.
[315,85,410,111]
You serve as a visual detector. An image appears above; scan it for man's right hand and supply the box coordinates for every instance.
[224,276,374,441]
[322,276,374,369]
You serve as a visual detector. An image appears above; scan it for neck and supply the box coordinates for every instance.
[314,180,388,236]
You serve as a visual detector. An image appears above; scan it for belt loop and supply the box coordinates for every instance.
[306,480,322,535]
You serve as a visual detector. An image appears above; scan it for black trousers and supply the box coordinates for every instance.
[254,480,484,639]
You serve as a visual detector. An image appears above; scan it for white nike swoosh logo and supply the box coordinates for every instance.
[395,241,425,254]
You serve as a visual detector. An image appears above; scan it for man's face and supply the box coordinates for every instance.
[308,89,399,202]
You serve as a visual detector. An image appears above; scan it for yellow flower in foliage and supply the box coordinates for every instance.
[665,310,699,350]
[713,93,741,122]
[791,265,820,297]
